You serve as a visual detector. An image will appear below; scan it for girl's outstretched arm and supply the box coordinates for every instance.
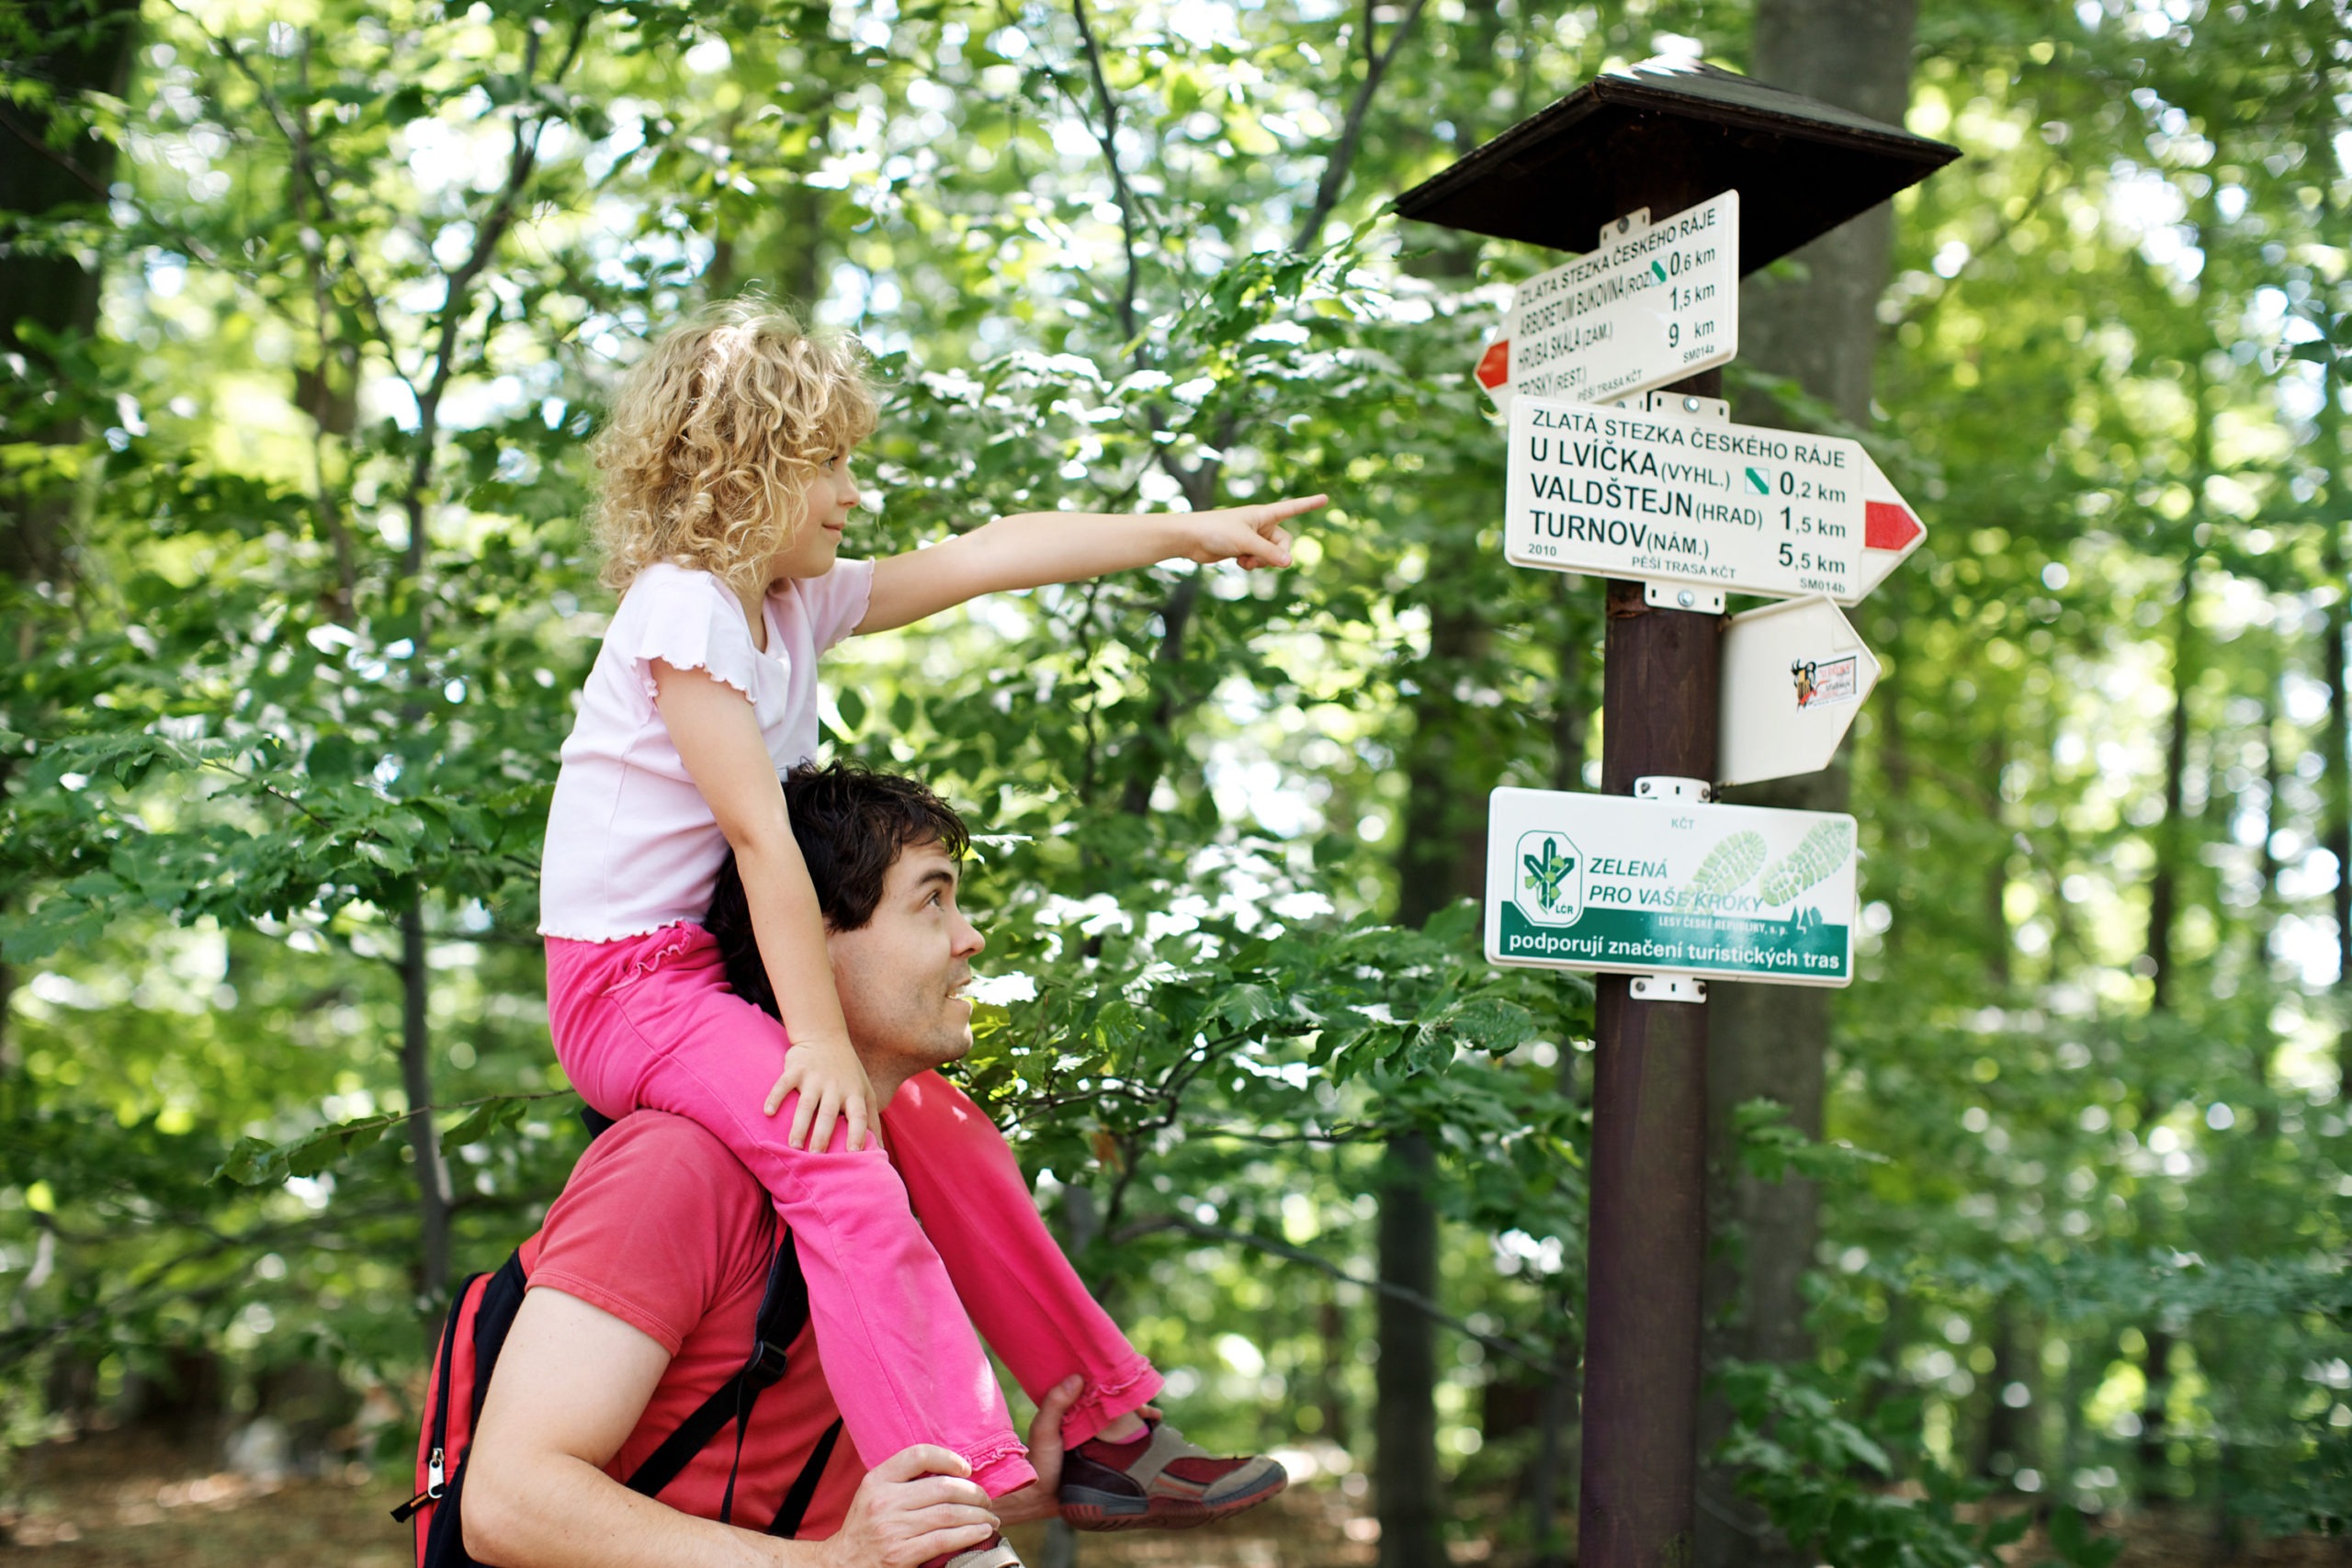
[856,493,1328,637]
[652,660,875,1153]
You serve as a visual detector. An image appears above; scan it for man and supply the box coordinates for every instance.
[461,764,1283,1568]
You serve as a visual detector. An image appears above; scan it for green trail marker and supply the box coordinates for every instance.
[1486,788,1858,986]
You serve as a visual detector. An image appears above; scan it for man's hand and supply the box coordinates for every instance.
[822,1446,999,1568]
[989,1374,1085,1529]
[1177,493,1326,570]
[764,1037,876,1152]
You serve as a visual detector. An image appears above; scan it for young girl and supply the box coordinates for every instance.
[537,302,1322,1564]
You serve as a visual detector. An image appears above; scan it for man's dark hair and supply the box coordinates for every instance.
[707,761,971,1019]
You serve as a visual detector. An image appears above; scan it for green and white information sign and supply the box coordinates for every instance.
[1486,786,1860,987]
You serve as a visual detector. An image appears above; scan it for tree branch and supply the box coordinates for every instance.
[1067,0,1147,350]
[404,17,586,574]
[0,105,111,197]
[1293,0,1429,251]
[174,3,401,360]
[1114,1213,1573,1378]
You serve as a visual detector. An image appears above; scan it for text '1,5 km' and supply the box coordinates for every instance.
[1505,394,1927,604]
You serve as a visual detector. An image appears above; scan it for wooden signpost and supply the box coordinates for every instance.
[1396,59,1957,1568]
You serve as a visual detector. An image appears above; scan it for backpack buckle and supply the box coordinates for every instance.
[752,1338,789,1380]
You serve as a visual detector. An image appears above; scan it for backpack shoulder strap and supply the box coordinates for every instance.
[406,1249,531,1568]
[622,1228,808,1521]
[765,1417,845,1538]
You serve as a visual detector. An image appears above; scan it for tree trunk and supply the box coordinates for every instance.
[1698,6,1918,1565]
[2145,565,2196,1017]
[400,904,452,1301]
[1370,588,1491,1563]
[2136,371,2209,1499]
[0,0,141,1068]
[1973,1295,2025,1477]
[1374,1131,1442,1567]
[2321,333,2352,1102]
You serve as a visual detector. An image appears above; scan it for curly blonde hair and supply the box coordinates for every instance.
[591,300,878,598]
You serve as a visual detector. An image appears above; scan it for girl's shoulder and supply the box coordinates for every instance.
[765,557,875,649]
[621,559,733,606]
[601,564,762,696]
[612,562,742,631]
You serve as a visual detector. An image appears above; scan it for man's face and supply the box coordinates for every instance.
[824,837,986,1085]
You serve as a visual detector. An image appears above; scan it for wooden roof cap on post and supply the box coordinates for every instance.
[1393,58,1960,269]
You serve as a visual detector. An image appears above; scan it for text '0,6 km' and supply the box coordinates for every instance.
[1504,395,1928,604]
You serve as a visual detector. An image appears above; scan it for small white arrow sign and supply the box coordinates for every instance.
[1474,192,1739,417]
[1505,395,1927,604]
[1717,596,1882,787]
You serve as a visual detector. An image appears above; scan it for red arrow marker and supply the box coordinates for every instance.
[1476,338,1510,390]
[1863,500,1922,552]
[1850,453,1928,601]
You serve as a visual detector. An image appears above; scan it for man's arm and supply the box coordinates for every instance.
[855,495,1325,636]
[462,1288,998,1568]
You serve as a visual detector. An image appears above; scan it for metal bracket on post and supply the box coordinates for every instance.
[1630,974,1709,1005]
[1614,388,1732,424]
[1642,581,1725,615]
[1633,775,1713,804]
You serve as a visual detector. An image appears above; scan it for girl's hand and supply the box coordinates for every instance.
[764,1038,876,1152]
[1179,493,1328,570]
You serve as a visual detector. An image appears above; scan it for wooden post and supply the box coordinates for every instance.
[1581,367,1723,1568]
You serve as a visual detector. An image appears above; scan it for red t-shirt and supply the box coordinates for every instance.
[525,1112,864,1538]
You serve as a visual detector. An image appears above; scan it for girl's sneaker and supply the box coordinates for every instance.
[920,1536,1022,1568]
[1057,1419,1288,1530]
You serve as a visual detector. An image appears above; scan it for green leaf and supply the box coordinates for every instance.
[210,1135,287,1187]
[1431,997,1534,1054]
[442,1095,531,1150]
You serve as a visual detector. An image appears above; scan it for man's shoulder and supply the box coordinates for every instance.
[531,1112,775,1357]
[559,1112,773,1235]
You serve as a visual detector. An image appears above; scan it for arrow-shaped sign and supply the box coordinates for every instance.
[1474,192,1739,417]
[1717,596,1882,787]
[1505,395,1926,604]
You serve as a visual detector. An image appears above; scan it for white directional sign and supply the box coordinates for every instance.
[1718,597,1882,787]
[1485,787,1859,987]
[1504,395,1927,604]
[1475,192,1739,415]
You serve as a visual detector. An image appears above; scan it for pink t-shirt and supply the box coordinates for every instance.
[538,559,875,942]
[526,1111,864,1536]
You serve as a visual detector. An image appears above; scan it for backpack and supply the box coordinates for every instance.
[393,1113,845,1565]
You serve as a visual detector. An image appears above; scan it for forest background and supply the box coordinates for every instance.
[3,0,2349,1564]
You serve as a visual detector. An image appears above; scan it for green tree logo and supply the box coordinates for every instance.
[1513,830,1585,925]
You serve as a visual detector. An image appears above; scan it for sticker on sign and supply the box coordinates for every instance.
[1475,192,1738,415]
[1485,787,1859,987]
[1716,596,1883,787]
[1503,395,1927,604]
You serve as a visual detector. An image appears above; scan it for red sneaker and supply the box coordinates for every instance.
[1057,1419,1288,1531]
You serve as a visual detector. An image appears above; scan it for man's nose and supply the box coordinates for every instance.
[955,916,985,956]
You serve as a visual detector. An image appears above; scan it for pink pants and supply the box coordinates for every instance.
[546,926,1161,1496]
